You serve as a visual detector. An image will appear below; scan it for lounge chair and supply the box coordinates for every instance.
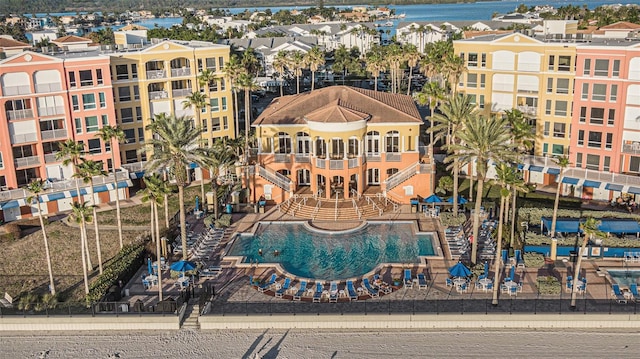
[346,280,358,301]
[258,274,277,293]
[313,282,323,303]
[363,278,379,297]
[293,280,307,301]
[275,278,291,298]
[612,284,627,304]
[404,269,413,288]
[417,273,428,289]
[329,281,339,303]
[457,283,467,293]
[446,278,453,287]
[514,249,525,269]
[509,286,518,296]
[631,283,639,299]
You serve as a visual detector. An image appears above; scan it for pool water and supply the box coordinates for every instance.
[227,222,435,281]
[608,270,640,288]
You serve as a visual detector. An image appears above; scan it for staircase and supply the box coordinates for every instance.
[277,194,398,220]
[180,301,200,330]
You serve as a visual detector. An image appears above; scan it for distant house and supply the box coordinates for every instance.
[0,36,31,58]
[594,21,640,39]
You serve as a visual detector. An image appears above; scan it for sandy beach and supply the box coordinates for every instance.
[2,329,639,358]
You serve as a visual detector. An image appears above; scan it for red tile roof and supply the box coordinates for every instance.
[53,35,92,43]
[0,36,30,48]
[600,21,640,30]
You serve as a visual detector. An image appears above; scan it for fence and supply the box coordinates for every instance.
[0,299,183,317]
[205,298,640,316]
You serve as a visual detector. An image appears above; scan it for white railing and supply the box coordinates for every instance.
[295,154,310,163]
[564,168,640,187]
[316,158,326,169]
[6,109,34,120]
[517,105,537,116]
[38,106,65,116]
[365,196,383,216]
[386,153,402,162]
[122,161,146,172]
[0,188,29,201]
[384,191,402,212]
[366,153,381,162]
[329,159,343,170]
[350,188,361,201]
[10,132,38,144]
[14,156,40,167]
[3,85,31,95]
[622,143,640,155]
[257,165,291,191]
[312,200,321,220]
[384,162,419,191]
[348,157,359,168]
[171,67,192,77]
[35,83,63,93]
[520,154,561,169]
[172,88,192,98]
[44,153,58,163]
[274,153,291,163]
[148,90,169,100]
[41,129,67,140]
[146,70,166,79]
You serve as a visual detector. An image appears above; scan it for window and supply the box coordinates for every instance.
[579,107,587,122]
[85,116,99,132]
[558,56,571,71]
[101,114,108,126]
[125,150,137,163]
[586,154,599,170]
[543,143,548,154]
[123,129,135,143]
[467,73,477,88]
[553,122,566,138]
[367,168,380,185]
[547,78,553,93]
[218,56,224,70]
[545,100,552,115]
[588,131,602,148]
[69,71,76,87]
[118,87,131,102]
[576,153,583,167]
[220,78,226,91]
[136,106,142,122]
[594,59,609,76]
[543,121,550,136]
[605,133,613,149]
[592,84,606,101]
[88,139,101,154]
[99,92,106,108]
[115,65,128,80]
[221,97,227,111]
[206,58,216,71]
[202,118,208,132]
[96,69,103,85]
[479,95,485,108]
[133,85,140,100]
[608,109,615,126]
[120,108,133,123]
[578,130,584,146]
[72,95,79,111]
[480,74,485,88]
[131,64,137,79]
[590,107,604,125]
[138,128,144,143]
[468,53,478,67]
[552,144,564,155]
[79,70,93,86]
[613,60,620,77]
[0,153,3,169]
[74,117,82,134]
[459,52,465,62]
[554,100,567,116]
[468,94,477,105]
[547,56,555,71]
[481,53,486,67]
[223,116,228,130]
[82,93,96,110]
[581,83,589,100]
[209,79,218,92]
[385,131,400,153]
[210,98,219,112]
[610,84,618,101]
[556,78,569,94]
[584,59,591,75]
[211,117,220,131]
[604,156,611,171]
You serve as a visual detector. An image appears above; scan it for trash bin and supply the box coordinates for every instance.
[410,198,419,213]
[225,203,233,214]
[569,250,577,263]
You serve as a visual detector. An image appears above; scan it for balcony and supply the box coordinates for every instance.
[366,153,381,162]
[274,153,291,163]
[316,158,326,169]
[148,91,169,100]
[6,108,34,120]
[386,153,402,162]
[38,106,65,117]
[329,160,344,170]
[171,67,191,77]
[172,88,192,97]
[35,83,63,93]
[348,157,359,169]
[623,143,640,155]
[517,105,537,116]
[146,70,166,80]
[3,85,31,96]
[44,153,58,163]
[295,154,310,163]
[41,129,67,140]
[10,132,38,144]
[14,155,40,168]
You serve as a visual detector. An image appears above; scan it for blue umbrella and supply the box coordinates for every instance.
[509,265,516,281]
[424,194,443,203]
[147,257,153,275]
[170,260,196,273]
[447,195,469,204]
[195,196,200,212]
[484,261,489,276]
[448,262,471,278]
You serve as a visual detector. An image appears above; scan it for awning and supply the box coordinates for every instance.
[547,168,560,175]
[529,165,544,172]
[130,171,145,179]
[0,200,20,210]
[68,188,89,197]
[541,217,580,233]
[628,187,640,195]
[189,163,199,169]
[598,220,640,234]
[542,217,640,234]
[562,177,579,185]
[583,180,601,188]
[45,192,66,201]
[605,183,624,192]
[517,163,525,170]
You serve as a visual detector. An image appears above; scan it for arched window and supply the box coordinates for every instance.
[366,131,379,155]
[348,137,359,157]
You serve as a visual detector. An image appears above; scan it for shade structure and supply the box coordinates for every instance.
[424,194,444,203]
[484,261,489,276]
[147,257,153,275]
[170,260,196,273]
[448,262,471,278]
[447,195,468,204]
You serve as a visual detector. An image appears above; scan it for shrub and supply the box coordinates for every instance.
[0,222,21,243]
[536,276,561,295]
[214,214,232,228]
[86,243,145,304]
[439,213,466,227]
[523,252,545,268]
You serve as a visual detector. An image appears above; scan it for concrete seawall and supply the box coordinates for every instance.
[0,315,180,331]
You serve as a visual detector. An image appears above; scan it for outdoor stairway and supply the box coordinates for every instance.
[181,302,200,330]
[277,195,398,220]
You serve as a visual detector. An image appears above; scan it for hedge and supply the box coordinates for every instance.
[86,243,145,304]
[518,207,640,226]
[439,213,466,227]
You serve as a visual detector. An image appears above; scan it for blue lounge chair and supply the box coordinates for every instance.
[417,273,428,289]
[501,249,508,264]
[346,280,358,301]
[486,282,493,290]
[404,269,413,288]
[258,274,277,293]
[293,280,307,301]
[509,286,518,296]
[631,283,639,298]
[612,284,627,304]
[275,278,291,298]
[446,278,453,287]
[313,282,324,303]
[329,281,339,303]
[514,249,525,268]
[363,278,379,297]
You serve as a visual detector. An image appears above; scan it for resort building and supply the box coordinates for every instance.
[251,86,433,205]
[397,21,513,53]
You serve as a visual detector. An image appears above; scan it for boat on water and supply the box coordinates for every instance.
[384,21,394,27]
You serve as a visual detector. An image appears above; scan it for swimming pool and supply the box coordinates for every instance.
[607,269,640,288]
[227,222,435,280]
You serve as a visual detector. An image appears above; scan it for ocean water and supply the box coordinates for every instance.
[227,222,435,281]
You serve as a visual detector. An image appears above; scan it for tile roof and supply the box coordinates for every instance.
[53,35,91,43]
[600,21,640,30]
[0,36,30,48]
[254,86,422,126]
[118,24,148,31]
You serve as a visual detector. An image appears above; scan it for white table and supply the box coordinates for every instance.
[453,277,467,287]
[177,276,190,288]
[504,281,518,295]
[145,275,158,286]
[478,278,492,291]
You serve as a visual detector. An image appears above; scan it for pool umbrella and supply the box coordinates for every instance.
[448,262,471,278]
[147,257,153,275]
[195,196,200,212]
[484,261,489,276]
[447,195,468,204]
[508,265,516,281]
[424,194,443,203]
[170,260,196,273]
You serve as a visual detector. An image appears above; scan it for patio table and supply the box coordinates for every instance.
[478,278,492,291]
[145,275,158,286]
[453,277,467,287]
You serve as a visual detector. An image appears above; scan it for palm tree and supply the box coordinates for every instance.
[288,50,307,94]
[448,115,515,264]
[571,217,603,308]
[146,114,210,260]
[365,45,386,92]
[491,163,516,305]
[75,159,107,274]
[141,174,170,301]
[95,125,126,248]
[415,81,446,192]
[404,44,421,95]
[305,46,325,91]
[272,50,289,97]
[182,90,210,208]
[203,138,236,220]
[236,72,261,194]
[550,155,571,260]
[70,201,92,295]
[26,179,55,296]
[442,52,466,94]
[223,54,243,138]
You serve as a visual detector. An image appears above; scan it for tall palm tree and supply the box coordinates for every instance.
[272,50,289,97]
[430,94,476,213]
[385,43,403,93]
[95,125,126,249]
[442,52,466,94]
[146,114,210,260]
[141,174,170,301]
[203,138,236,220]
[183,90,210,208]
[415,81,446,192]
[550,155,571,260]
[404,44,421,95]
[491,163,516,305]
[365,45,386,92]
[236,72,261,195]
[26,179,55,296]
[571,217,602,308]
[70,201,92,295]
[288,50,307,94]
[223,54,243,138]
[305,46,325,91]
[75,159,106,274]
[448,115,515,264]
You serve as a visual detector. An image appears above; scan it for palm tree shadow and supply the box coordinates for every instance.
[241,329,269,359]
[261,330,290,359]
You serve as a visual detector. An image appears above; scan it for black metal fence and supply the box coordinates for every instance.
[205,298,640,316]
[0,299,184,317]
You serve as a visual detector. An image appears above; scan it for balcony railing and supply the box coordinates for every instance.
[41,129,67,140]
[6,109,34,120]
[517,105,537,116]
[329,160,344,170]
[148,91,169,100]
[623,143,640,155]
[172,88,192,97]
[274,153,291,163]
[146,70,166,79]
[316,158,326,169]
[348,157,359,168]
[171,67,191,77]
[10,132,38,144]
[38,106,65,116]
[35,83,63,93]
[366,153,381,162]
[384,162,419,191]
[295,154,310,163]
[386,153,402,162]
[3,85,31,96]
[14,155,40,168]
[44,153,58,163]
[257,165,291,191]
